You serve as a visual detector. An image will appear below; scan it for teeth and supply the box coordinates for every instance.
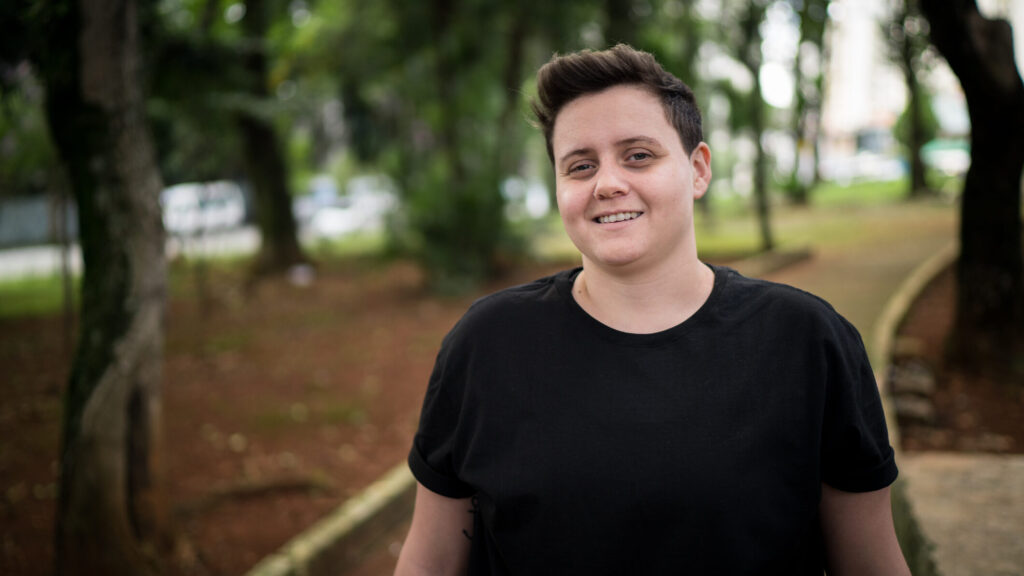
[598,212,640,224]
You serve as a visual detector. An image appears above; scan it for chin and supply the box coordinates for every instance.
[588,251,647,270]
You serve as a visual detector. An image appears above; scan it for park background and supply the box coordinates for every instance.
[1,0,1023,575]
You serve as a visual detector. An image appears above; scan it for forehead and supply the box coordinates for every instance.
[551,84,677,155]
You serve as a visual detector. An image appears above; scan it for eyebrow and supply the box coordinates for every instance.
[556,136,664,167]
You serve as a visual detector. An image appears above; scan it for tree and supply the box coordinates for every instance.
[729,0,775,251]
[886,0,934,198]
[144,0,308,275]
[319,0,541,290]
[784,0,829,205]
[238,0,308,274]
[892,87,938,178]
[28,0,167,574]
[919,0,1024,360]
[641,1,711,219]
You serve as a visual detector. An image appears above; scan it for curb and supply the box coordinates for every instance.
[871,240,958,446]
[870,240,959,376]
[869,240,958,458]
[244,463,414,576]
[870,240,958,576]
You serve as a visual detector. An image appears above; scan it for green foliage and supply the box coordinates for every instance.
[308,0,564,290]
[0,71,61,198]
[10,0,929,291]
[0,3,64,201]
[143,4,249,184]
[146,0,329,188]
[894,90,939,154]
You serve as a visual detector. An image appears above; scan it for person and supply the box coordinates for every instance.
[394,44,910,575]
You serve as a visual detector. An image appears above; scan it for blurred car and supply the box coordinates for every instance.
[307,176,397,239]
[160,181,246,235]
[922,139,970,176]
[820,151,906,184]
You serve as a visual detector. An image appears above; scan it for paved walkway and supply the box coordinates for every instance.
[754,203,954,363]
[900,453,1024,576]
[306,201,1022,576]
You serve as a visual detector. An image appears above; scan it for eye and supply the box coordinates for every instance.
[627,151,653,162]
[566,162,596,176]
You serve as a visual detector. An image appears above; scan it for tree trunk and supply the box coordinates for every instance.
[739,1,774,252]
[237,113,307,274]
[812,30,829,188]
[903,72,928,197]
[39,1,167,574]
[751,71,774,252]
[239,0,307,275]
[898,4,928,198]
[496,4,528,178]
[51,181,75,362]
[432,0,464,186]
[787,0,828,206]
[788,55,810,205]
[920,0,1024,359]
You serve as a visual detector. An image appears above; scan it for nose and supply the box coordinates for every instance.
[593,164,629,199]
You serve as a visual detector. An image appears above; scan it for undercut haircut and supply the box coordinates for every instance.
[532,44,704,162]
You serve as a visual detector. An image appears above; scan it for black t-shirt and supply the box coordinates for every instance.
[409,265,897,575]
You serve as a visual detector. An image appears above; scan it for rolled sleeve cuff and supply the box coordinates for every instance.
[824,448,899,493]
[408,445,476,499]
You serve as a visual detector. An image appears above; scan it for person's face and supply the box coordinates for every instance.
[551,84,711,275]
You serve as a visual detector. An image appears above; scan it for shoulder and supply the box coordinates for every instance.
[470,268,570,313]
[443,268,576,346]
[710,265,859,341]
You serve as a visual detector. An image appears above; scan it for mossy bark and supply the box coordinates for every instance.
[38,1,167,574]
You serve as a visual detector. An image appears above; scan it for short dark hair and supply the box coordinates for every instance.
[531,44,703,161]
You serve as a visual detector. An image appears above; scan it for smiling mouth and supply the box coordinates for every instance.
[595,211,642,224]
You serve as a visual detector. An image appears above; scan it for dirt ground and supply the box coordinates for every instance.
[0,257,570,576]
[2,256,1021,576]
[894,264,1024,454]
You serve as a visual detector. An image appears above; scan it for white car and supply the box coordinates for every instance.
[307,177,397,239]
[160,181,246,235]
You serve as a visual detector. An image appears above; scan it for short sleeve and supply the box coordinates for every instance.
[407,325,477,499]
[819,317,898,492]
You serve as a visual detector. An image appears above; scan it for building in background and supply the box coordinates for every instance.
[819,0,1024,182]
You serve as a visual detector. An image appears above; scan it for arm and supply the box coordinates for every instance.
[394,482,474,576]
[820,483,911,576]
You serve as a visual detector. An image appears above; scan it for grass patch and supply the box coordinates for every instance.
[251,399,367,432]
[320,401,367,426]
[0,274,79,319]
[252,408,302,432]
[306,231,388,260]
[810,178,908,207]
[202,331,251,355]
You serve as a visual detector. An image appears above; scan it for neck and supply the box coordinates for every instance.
[573,253,714,334]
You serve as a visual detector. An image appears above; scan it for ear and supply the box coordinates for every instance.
[689,142,712,199]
